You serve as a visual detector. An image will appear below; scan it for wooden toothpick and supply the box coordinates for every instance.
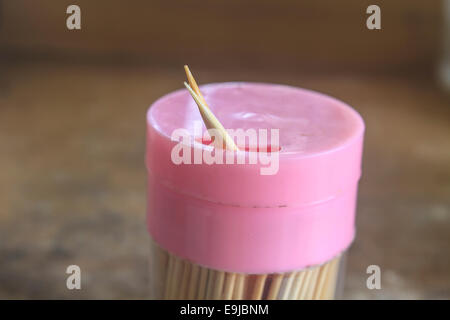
[184,65,208,107]
[183,66,238,151]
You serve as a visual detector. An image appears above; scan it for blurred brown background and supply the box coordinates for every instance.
[0,0,449,299]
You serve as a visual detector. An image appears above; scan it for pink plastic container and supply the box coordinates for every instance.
[146,83,364,299]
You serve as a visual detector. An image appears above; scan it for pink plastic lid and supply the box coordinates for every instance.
[146,82,364,274]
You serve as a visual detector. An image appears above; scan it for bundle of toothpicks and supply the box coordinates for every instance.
[150,238,340,300]
[148,66,341,300]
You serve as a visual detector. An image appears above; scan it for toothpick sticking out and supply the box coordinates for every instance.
[184,82,238,150]
[184,65,207,107]
[183,66,238,151]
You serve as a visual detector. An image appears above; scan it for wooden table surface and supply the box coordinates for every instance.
[0,61,449,299]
